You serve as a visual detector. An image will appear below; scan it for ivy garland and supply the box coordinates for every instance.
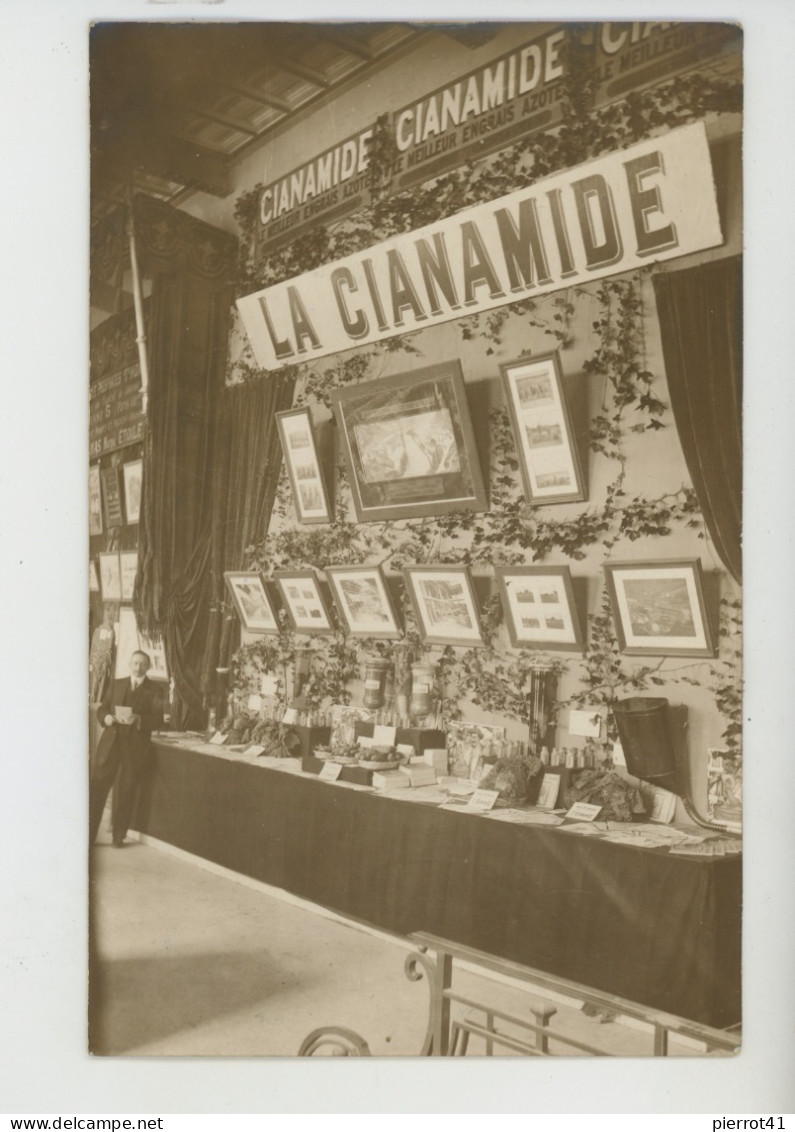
[223,48,742,756]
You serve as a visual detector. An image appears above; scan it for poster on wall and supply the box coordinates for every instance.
[101,466,124,529]
[123,459,143,525]
[89,465,103,536]
[224,572,279,634]
[495,565,584,651]
[114,606,140,679]
[275,408,332,524]
[331,363,487,523]
[119,550,138,602]
[138,629,169,682]
[403,565,484,647]
[98,551,122,602]
[500,353,586,506]
[604,559,716,657]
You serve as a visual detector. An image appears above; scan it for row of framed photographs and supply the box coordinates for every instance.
[89,458,143,535]
[276,354,585,526]
[91,549,139,603]
[225,559,717,658]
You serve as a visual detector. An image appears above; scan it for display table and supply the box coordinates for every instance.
[134,738,741,1028]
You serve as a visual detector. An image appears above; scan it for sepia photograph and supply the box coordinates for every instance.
[75,11,764,1092]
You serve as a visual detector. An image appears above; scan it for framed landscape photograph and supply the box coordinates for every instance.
[500,352,586,506]
[123,458,143,525]
[224,571,279,634]
[98,551,122,602]
[331,361,487,523]
[604,559,716,657]
[324,565,402,639]
[276,407,332,524]
[494,565,584,651]
[89,464,103,536]
[101,465,124,528]
[119,549,138,601]
[275,570,335,636]
[403,565,484,647]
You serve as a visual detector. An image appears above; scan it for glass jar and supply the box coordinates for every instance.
[362,657,390,710]
[409,660,436,721]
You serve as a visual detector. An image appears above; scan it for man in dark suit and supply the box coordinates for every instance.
[90,649,163,848]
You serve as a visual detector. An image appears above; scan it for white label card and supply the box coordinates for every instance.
[467,789,500,812]
[247,694,263,712]
[537,774,561,809]
[319,761,343,781]
[396,743,415,758]
[282,707,298,725]
[373,724,397,746]
[566,801,602,822]
[243,744,266,757]
[209,731,228,746]
[568,709,602,738]
[260,675,279,696]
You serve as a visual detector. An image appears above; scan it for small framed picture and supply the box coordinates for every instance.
[603,559,717,657]
[274,570,335,636]
[98,551,122,602]
[500,352,586,506]
[114,606,140,678]
[123,458,143,525]
[119,549,138,601]
[89,559,100,593]
[494,565,584,651]
[89,465,103,536]
[331,361,487,523]
[224,571,279,634]
[324,565,402,639]
[276,407,332,524]
[101,465,124,528]
[403,564,484,647]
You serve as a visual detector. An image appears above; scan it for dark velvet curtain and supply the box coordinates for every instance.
[201,373,297,716]
[133,195,237,728]
[653,256,742,582]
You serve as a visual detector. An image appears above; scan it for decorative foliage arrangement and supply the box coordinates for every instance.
[222,42,743,767]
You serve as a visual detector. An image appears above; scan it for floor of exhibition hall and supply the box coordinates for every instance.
[88,822,700,1058]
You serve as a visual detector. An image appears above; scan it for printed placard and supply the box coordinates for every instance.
[373,724,398,746]
[565,801,602,822]
[466,788,500,812]
[209,731,228,746]
[243,744,266,758]
[537,773,562,809]
[282,707,299,725]
[319,761,343,782]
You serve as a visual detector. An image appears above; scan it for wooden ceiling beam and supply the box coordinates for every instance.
[273,58,330,88]
[225,83,293,113]
[322,31,373,60]
[94,134,232,198]
[190,106,261,137]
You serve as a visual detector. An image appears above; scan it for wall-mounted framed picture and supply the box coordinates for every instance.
[603,559,717,657]
[138,629,169,682]
[89,465,103,536]
[500,352,586,506]
[494,565,585,652]
[275,407,332,524]
[274,570,335,636]
[331,361,487,523]
[89,559,100,593]
[324,565,402,639]
[98,551,122,602]
[123,458,143,525]
[403,564,484,647]
[119,549,138,601]
[224,571,279,634]
[101,465,124,528]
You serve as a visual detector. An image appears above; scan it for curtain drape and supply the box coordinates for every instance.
[132,196,237,728]
[652,256,742,583]
[201,373,297,715]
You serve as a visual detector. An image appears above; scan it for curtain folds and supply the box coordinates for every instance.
[202,373,297,714]
[652,256,743,583]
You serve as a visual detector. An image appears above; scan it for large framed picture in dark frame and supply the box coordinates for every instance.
[275,407,332,524]
[500,352,586,506]
[495,565,585,652]
[603,559,717,657]
[331,362,487,523]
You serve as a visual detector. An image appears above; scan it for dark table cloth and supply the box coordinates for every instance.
[135,741,741,1027]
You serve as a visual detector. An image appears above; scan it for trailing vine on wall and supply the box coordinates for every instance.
[222,38,742,758]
